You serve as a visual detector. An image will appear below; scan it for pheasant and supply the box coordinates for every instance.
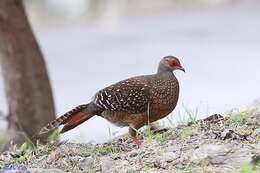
[39,56,185,147]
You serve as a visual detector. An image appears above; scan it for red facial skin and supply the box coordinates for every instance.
[166,59,181,69]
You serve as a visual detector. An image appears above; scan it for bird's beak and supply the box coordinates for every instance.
[178,66,185,72]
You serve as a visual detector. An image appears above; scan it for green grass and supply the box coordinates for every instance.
[81,150,93,157]
[182,104,199,125]
[80,144,120,158]
[225,109,260,138]
[7,129,61,162]
[18,131,37,151]
[165,104,201,128]
[180,127,192,139]
[241,163,254,173]
[97,145,120,155]
[48,129,60,141]
[128,104,202,145]
[232,112,250,125]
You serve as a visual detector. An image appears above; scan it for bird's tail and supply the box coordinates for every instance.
[39,104,93,135]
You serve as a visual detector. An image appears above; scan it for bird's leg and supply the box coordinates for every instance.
[129,127,142,148]
[131,136,141,148]
[149,123,160,131]
[149,123,169,135]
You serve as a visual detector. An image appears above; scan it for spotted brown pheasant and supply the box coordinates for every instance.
[39,56,185,147]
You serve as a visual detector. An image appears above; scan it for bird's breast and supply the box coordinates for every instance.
[100,111,146,127]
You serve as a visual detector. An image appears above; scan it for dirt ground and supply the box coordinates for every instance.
[0,111,259,173]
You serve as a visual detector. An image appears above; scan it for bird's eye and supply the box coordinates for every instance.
[167,59,179,67]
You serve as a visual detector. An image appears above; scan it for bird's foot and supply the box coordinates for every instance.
[131,136,142,148]
[149,123,169,135]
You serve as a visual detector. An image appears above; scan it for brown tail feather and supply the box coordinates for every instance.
[60,114,91,133]
[39,104,89,135]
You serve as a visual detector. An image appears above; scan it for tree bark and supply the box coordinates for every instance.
[0,0,55,147]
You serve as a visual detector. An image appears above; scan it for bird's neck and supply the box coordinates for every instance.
[156,70,175,79]
[157,63,172,74]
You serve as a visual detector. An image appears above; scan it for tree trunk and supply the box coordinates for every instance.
[0,0,56,147]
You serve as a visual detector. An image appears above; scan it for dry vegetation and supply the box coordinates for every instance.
[0,109,259,173]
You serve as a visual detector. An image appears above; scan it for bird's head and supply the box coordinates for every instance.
[158,56,185,73]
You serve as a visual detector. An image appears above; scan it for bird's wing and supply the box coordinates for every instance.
[92,77,150,114]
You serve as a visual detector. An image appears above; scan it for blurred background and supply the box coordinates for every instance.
[0,0,260,143]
